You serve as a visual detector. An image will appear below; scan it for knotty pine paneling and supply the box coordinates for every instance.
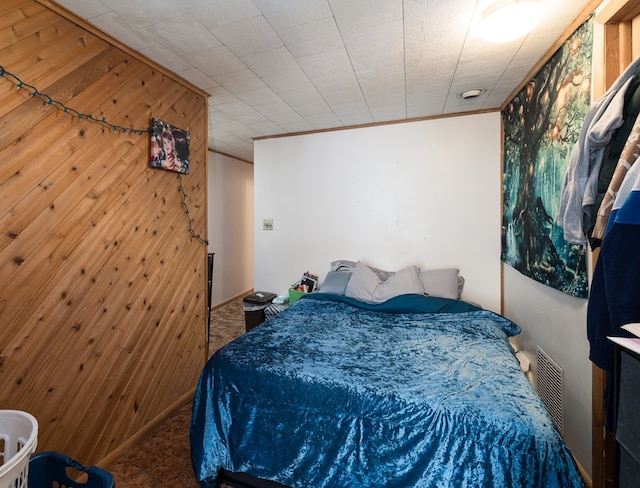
[0,0,209,466]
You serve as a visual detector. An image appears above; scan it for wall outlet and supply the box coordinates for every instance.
[263,219,273,231]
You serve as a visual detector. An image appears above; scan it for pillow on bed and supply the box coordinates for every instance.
[457,275,465,298]
[421,268,461,300]
[319,271,352,295]
[330,260,357,272]
[330,259,392,280]
[345,261,424,303]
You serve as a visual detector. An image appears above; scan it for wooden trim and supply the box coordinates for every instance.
[592,18,613,479]
[618,21,634,69]
[578,459,593,488]
[634,16,640,56]
[212,288,253,310]
[100,388,195,468]
[209,148,254,165]
[602,23,622,89]
[253,108,500,142]
[36,0,210,99]
[592,364,607,488]
[596,0,640,24]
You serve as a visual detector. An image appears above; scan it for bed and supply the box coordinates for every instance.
[190,277,585,488]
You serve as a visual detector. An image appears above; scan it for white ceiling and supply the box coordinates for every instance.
[56,0,596,163]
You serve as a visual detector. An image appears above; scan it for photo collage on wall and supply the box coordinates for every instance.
[150,118,190,174]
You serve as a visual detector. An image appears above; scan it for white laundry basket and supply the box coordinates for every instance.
[0,410,38,488]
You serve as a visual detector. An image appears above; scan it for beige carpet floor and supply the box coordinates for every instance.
[107,296,246,488]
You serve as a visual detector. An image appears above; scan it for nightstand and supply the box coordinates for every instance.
[243,291,276,331]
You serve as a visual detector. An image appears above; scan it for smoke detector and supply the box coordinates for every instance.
[458,89,485,100]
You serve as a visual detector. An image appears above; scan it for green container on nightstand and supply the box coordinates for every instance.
[288,288,307,305]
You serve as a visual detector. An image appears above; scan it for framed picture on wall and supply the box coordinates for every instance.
[150,118,190,174]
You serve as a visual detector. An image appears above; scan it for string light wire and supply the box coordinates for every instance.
[1,64,207,245]
[0,65,150,134]
[177,174,208,245]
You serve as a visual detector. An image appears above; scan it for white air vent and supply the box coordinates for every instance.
[536,346,564,432]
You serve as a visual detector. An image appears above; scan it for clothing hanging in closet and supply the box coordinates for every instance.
[558,55,640,428]
[587,159,640,428]
[575,57,640,429]
[557,55,640,247]
[589,76,640,247]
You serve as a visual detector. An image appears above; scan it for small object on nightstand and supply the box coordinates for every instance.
[243,291,277,331]
[273,295,289,305]
[265,303,288,319]
[289,271,319,306]
[288,287,307,306]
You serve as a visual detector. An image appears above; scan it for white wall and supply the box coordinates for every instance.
[503,264,592,476]
[207,151,254,305]
[254,112,502,312]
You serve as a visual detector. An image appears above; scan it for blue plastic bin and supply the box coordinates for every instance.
[28,452,114,488]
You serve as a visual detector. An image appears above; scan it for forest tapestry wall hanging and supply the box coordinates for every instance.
[501,18,592,298]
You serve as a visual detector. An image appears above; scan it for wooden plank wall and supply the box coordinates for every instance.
[0,0,208,466]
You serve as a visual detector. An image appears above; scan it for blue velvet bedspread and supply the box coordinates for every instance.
[190,294,585,488]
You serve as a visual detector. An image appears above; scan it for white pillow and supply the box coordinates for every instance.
[345,261,424,303]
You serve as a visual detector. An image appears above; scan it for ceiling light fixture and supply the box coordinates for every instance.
[479,0,544,43]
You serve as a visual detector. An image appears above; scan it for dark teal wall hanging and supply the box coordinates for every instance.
[501,17,593,298]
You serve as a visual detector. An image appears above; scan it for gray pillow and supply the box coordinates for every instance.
[330,259,392,280]
[319,271,351,295]
[421,268,460,299]
[457,275,465,298]
[344,262,380,302]
[345,261,424,303]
